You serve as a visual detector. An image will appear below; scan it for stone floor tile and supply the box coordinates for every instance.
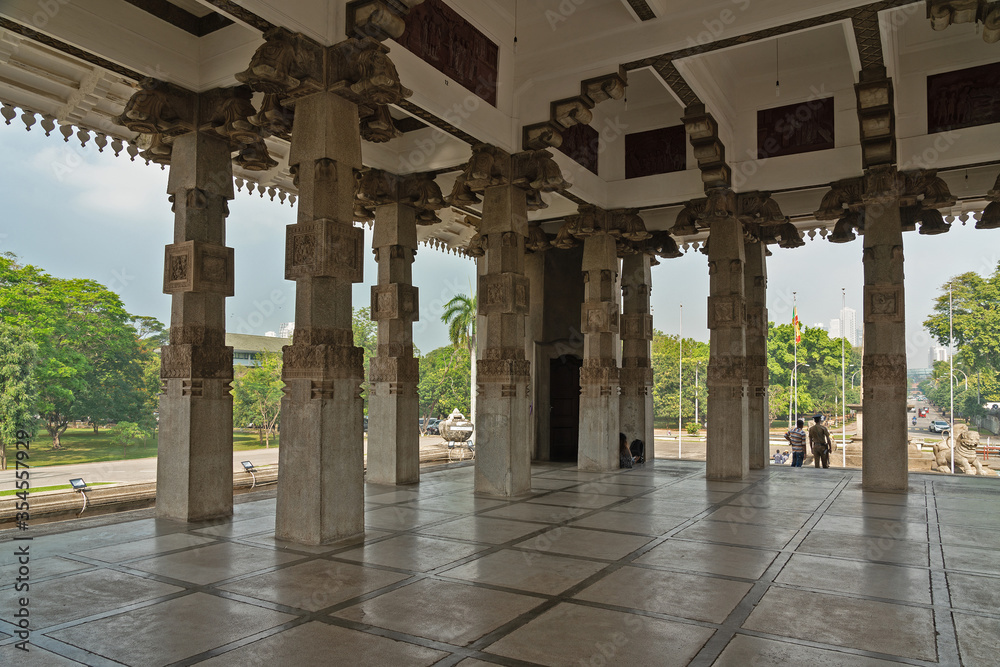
[218,560,411,611]
[935,507,1000,528]
[946,571,1000,613]
[645,488,736,503]
[674,521,798,550]
[797,531,929,567]
[336,534,490,572]
[938,524,1000,549]
[954,611,1000,667]
[0,568,182,627]
[398,495,507,514]
[455,660,504,667]
[714,634,906,666]
[826,501,928,522]
[363,506,456,531]
[128,542,302,585]
[0,555,92,582]
[524,491,626,509]
[634,539,777,579]
[485,602,714,666]
[417,516,547,544]
[813,514,928,543]
[575,566,751,623]
[441,548,607,595]
[838,490,926,507]
[514,526,652,561]
[0,644,87,666]
[1,520,188,564]
[237,529,393,554]
[569,509,688,536]
[612,497,714,516]
[942,543,1000,575]
[563,481,653,497]
[190,515,276,538]
[742,587,936,661]
[776,553,932,603]
[935,496,996,512]
[199,621,448,666]
[333,578,542,646]
[75,532,217,562]
[480,502,585,524]
[366,489,426,504]
[529,477,581,490]
[48,592,295,667]
[726,493,825,511]
[703,505,812,529]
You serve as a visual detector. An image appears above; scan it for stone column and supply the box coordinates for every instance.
[861,166,908,491]
[619,253,654,461]
[367,199,420,486]
[475,181,532,497]
[705,191,749,479]
[578,220,621,472]
[156,130,236,523]
[275,91,366,544]
[744,238,769,469]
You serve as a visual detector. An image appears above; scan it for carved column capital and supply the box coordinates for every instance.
[862,165,905,205]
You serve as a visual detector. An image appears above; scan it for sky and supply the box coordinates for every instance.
[1,121,992,365]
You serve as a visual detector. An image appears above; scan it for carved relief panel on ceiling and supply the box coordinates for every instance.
[397,0,499,106]
[625,125,686,179]
[756,97,835,160]
[927,61,1000,134]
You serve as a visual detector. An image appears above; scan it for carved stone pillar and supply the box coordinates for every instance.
[578,221,621,472]
[744,238,769,470]
[476,181,532,496]
[861,166,908,491]
[156,131,236,523]
[704,190,749,479]
[234,23,419,542]
[115,82,264,523]
[619,253,654,461]
[367,194,420,486]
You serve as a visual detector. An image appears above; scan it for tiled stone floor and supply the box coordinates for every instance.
[2,460,999,666]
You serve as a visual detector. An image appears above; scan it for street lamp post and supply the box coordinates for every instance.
[694,361,700,425]
[678,303,683,460]
[949,283,955,473]
[841,288,847,467]
[851,370,862,388]
[789,361,809,426]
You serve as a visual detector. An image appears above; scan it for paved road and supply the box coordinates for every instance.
[0,435,456,492]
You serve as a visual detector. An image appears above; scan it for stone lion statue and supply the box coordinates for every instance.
[931,423,995,475]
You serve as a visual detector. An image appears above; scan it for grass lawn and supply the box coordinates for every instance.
[17,428,280,468]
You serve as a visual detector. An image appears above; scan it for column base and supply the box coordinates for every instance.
[156,382,234,522]
[275,378,364,545]
[579,387,620,472]
[474,381,531,497]
[366,385,419,486]
[706,384,749,480]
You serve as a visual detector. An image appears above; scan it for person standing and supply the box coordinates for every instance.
[784,419,807,467]
[809,414,834,468]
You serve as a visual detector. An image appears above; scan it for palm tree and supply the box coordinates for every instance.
[442,293,477,425]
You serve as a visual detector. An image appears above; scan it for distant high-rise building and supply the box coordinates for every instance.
[929,346,949,366]
[278,322,295,338]
[840,307,858,346]
[829,319,842,339]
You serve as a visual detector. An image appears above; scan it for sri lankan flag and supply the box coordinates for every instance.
[793,307,801,343]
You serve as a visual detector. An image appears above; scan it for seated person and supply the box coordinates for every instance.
[629,438,645,465]
[619,433,635,469]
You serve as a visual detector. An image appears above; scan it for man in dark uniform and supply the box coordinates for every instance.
[809,414,834,468]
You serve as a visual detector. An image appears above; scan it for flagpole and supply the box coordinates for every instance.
[949,283,955,474]
[678,303,683,460]
[842,288,847,467]
[793,292,798,427]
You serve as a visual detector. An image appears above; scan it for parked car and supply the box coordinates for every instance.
[418,417,440,434]
[929,420,950,434]
[363,415,368,433]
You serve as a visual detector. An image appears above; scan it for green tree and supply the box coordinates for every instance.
[0,254,158,449]
[924,266,1000,371]
[418,345,471,423]
[110,421,149,458]
[0,322,39,469]
[767,322,860,424]
[441,293,477,424]
[232,351,284,447]
[353,306,377,415]
[651,331,709,427]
